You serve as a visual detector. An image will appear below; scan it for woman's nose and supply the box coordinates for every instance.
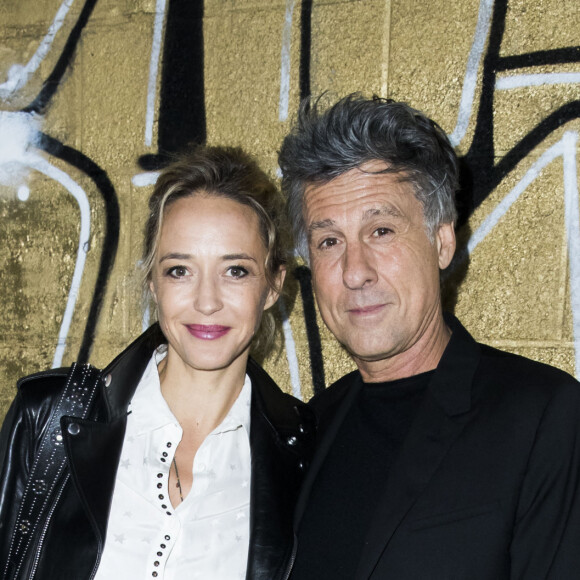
[193,275,223,315]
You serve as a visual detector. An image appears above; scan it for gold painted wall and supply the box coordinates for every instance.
[1,0,579,418]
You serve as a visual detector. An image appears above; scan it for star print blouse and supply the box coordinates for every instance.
[94,350,252,580]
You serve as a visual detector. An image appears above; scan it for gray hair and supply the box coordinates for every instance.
[278,94,459,260]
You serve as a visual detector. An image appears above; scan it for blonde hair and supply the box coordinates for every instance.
[142,145,289,356]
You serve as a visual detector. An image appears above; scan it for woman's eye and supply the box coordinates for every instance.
[227,266,249,278]
[167,266,188,278]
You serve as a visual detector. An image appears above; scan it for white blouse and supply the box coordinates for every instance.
[94,351,252,580]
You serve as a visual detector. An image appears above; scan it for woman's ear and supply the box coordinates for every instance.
[149,279,158,304]
[264,266,287,310]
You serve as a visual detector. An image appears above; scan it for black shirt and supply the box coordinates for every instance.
[290,371,433,580]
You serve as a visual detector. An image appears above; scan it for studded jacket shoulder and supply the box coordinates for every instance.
[0,326,315,580]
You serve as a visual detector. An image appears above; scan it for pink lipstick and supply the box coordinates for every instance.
[186,324,231,340]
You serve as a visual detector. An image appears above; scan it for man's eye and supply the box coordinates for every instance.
[319,238,338,249]
[167,266,188,278]
[227,266,249,278]
[373,227,393,237]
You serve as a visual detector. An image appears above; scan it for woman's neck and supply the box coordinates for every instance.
[157,349,248,434]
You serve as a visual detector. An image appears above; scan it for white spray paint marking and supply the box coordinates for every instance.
[132,171,160,187]
[465,132,580,376]
[561,132,580,377]
[0,103,90,369]
[0,0,75,99]
[145,0,168,147]
[279,0,296,122]
[448,0,494,147]
[467,138,567,254]
[24,156,91,368]
[17,184,30,201]
[496,73,580,90]
[278,296,302,400]
[0,111,40,190]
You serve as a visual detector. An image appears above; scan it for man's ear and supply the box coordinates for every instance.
[264,266,287,310]
[436,222,456,270]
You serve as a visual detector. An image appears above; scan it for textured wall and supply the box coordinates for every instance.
[0,0,579,418]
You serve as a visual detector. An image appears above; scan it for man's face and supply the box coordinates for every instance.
[304,161,455,377]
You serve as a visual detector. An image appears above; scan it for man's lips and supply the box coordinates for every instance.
[346,304,386,315]
[186,324,231,340]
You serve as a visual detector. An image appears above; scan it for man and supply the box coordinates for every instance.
[278,95,580,579]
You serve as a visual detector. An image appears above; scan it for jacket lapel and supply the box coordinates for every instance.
[356,316,481,579]
[63,415,128,544]
[62,325,162,547]
[294,372,363,529]
[245,358,315,580]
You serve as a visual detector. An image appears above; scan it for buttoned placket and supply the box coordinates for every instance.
[147,425,182,579]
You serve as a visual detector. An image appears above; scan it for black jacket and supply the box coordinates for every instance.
[293,314,580,579]
[0,325,315,580]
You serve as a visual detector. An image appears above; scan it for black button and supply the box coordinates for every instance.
[162,452,168,457]
[157,473,163,478]
[161,504,167,509]
[166,442,172,448]
[160,544,166,549]
[166,511,172,516]
[157,551,162,557]
[152,572,158,577]
[160,458,166,463]
[159,494,164,500]
[157,483,162,489]
[154,561,159,567]
[165,535,170,540]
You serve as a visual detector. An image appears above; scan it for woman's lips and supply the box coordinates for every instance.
[186,324,231,340]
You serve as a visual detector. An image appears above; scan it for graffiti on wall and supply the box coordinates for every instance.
[0,0,578,401]
[0,0,119,368]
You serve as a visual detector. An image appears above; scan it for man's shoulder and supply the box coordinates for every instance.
[308,370,360,415]
[477,342,578,389]
[447,314,579,397]
[467,341,580,418]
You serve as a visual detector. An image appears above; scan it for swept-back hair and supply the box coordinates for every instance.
[278,94,458,260]
[142,145,288,355]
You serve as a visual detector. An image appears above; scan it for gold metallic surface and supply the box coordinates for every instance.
[1,0,579,420]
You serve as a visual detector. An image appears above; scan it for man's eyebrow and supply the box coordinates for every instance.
[308,219,335,235]
[362,205,404,220]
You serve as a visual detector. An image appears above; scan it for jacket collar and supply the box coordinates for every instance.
[427,312,480,417]
[98,324,314,434]
[99,324,164,421]
[356,313,482,578]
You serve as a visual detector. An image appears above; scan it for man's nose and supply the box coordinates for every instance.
[341,242,378,290]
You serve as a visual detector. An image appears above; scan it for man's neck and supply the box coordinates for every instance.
[354,314,451,383]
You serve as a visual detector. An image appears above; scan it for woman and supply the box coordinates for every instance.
[0,146,314,580]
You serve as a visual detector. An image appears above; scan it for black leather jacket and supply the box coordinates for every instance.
[0,326,315,580]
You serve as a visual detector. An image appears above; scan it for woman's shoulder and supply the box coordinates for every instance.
[17,367,71,404]
[247,357,315,431]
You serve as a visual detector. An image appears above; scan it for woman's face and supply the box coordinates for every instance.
[150,194,283,375]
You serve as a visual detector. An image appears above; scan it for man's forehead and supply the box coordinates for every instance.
[304,169,414,220]
[307,202,405,230]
